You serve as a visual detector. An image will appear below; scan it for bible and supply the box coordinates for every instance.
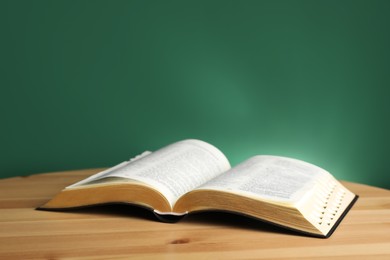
[39,139,358,238]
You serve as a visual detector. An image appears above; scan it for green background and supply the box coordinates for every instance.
[1,0,389,189]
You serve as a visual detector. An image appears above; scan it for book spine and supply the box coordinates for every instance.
[153,210,188,223]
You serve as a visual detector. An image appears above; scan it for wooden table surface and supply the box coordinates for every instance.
[0,169,389,259]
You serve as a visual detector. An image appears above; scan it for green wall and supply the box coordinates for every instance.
[1,0,389,189]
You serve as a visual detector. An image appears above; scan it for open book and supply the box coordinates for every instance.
[39,139,357,238]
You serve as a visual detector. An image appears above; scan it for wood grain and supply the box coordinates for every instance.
[0,169,389,259]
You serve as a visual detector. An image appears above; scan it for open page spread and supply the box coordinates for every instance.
[195,155,332,203]
[67,139,231,207]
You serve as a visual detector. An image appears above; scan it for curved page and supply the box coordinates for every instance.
[68,139,231,208]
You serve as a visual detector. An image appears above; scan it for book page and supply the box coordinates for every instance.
[69,139,231,207]
[195,155,332,203]
[66,151,153,188]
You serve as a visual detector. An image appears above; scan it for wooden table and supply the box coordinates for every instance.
[0,169,389,259]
